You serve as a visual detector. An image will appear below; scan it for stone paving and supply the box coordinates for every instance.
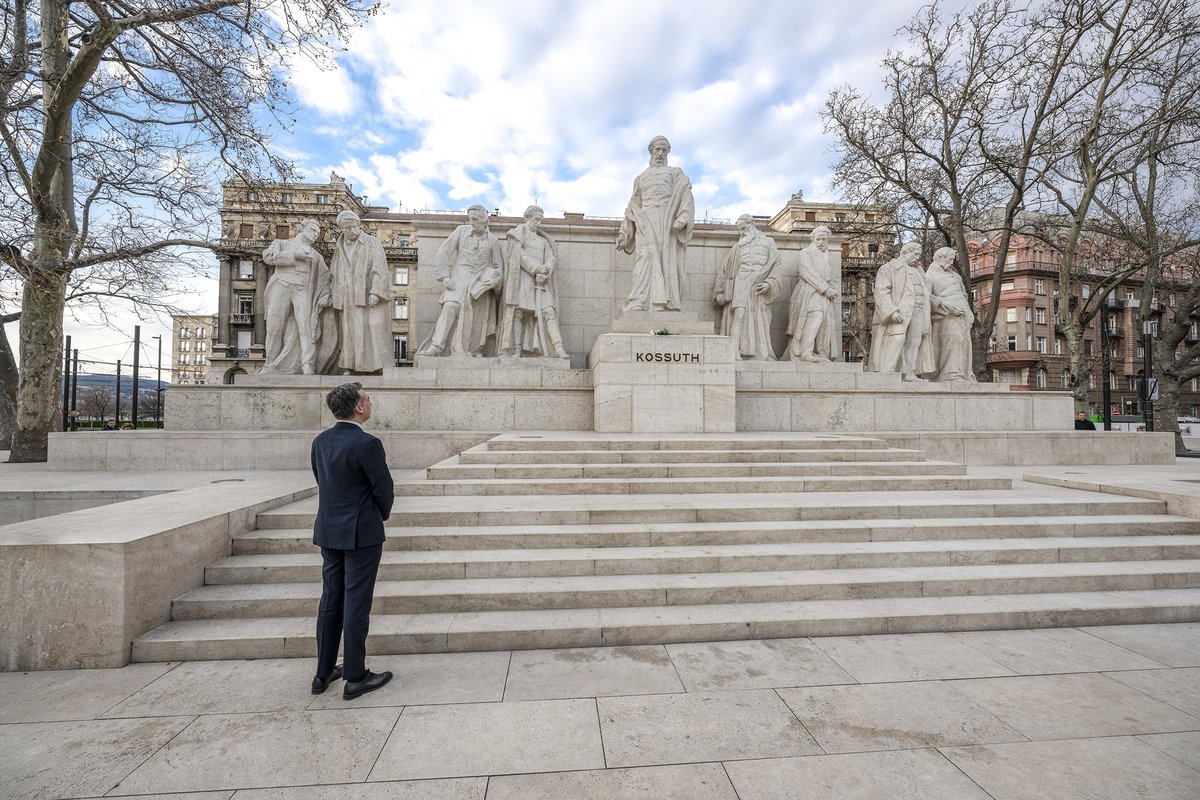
[2,623,1198,799]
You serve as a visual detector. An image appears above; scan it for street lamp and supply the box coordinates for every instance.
[1142,319,1155,432]
[152,335,163,428]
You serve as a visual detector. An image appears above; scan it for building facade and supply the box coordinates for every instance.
[969,233,1200,416]
[210,174,417,383]
[170,314,218,386]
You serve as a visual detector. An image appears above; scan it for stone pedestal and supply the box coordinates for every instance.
[589,333,734,433]
[608,309,716,335]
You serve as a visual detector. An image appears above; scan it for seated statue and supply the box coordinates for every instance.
[500,205,568,358]
[713,215,780,360]
[926,246,976,382]
[867,241,933,380]
[260,219,332,374]
[420,204,505,357]
[785,225,839,362]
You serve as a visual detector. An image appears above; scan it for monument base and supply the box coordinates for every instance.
[608,309,716,335]
[589,333,734,433]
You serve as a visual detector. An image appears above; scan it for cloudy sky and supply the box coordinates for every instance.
[55,0,950,375]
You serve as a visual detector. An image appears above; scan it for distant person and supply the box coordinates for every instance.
[310,382,394,700]
[101,419,116,431]
[1075,411,1097,431]
[120,423,134,430]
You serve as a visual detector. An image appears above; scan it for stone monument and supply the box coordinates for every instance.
[713,214,781,360]
[330,210,391,374]
[926,246,976,382]
[785,225,839,362]
[867,241,933,381]
[616,135,695,312]
[420,204,504,357]
[260,218,332,375]
[500,205,569,359]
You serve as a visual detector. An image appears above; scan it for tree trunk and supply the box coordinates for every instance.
[9,272,67,462]
[0,319,18,451]
[1156,372,1185,455]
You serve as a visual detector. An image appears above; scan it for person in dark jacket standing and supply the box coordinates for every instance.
[310,381,395,699]
[1075,411,1097,430]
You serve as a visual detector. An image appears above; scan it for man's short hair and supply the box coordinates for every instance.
[326,382,364,420]
[648,135,671,152]
[524,205,544,220]
[900,241,923,256]
[811,225,832,238]
[466,203,488,220]
[336,210,360,225]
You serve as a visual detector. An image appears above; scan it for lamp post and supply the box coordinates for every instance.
[1142,319,1155,432]
[152,335,163,428]
[1101,321,1112,431]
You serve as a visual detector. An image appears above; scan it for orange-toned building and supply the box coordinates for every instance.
[968,233,1200,416]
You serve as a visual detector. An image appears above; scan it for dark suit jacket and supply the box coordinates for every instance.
[311,421,395,550]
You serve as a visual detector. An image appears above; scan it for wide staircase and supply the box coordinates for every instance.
[133,433,1200,661]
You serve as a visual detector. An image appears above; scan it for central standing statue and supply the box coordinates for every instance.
[616,135,695,312]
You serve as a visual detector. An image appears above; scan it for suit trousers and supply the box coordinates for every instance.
[315,542,383,683]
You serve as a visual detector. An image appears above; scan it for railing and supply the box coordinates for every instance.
[383,246,418,261]
[225,347,251,358]
[231,313,254,325]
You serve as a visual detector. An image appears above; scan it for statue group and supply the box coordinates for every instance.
[261,210,392,376]
[257,136,973,380]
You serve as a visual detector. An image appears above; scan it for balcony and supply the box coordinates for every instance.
[1052,291,1078,309]
[987,349,1042,368]
[1103,295,1125,309]
[383,246,418,262]
[231,313,255,325]
[1103,326,1125,339]
[224,347,252,358]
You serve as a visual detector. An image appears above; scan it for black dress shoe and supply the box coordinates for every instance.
[343,669,392,700]
[311,664,342,695]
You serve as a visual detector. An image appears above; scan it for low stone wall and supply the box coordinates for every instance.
[0,489,166,524]
[48,430,496,472]
[0,473,314,670]
[876,430,1177,466]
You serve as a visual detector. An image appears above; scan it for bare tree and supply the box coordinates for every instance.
[1036,0,1200,411]
[1,1,377,461]
[76,382,113,422]
[824,0,1090,379]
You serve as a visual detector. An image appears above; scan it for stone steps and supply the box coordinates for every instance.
[212,534,1200,583]
[131,588,1200,661]
[457,447,925,465]
[232,514,1200,553]
[130,432,1200,662]
[254,493,1168,529]
[397,473,1010,497]
[172,561,1200,618]
[425,459,968,480]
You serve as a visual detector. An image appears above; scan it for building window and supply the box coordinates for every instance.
[1036,337,1047,353]
[180,328,191,339]
[1036,369,1047,388]
[393,298,408,320]
[236,294,254,315]
[1137,345,1145,358]
[196,355,206,365]
[280,192,293,203]
[239,223,254,238]
[1026,335,1033,350]
[237,259,253,279]
[1169,293,1176,306]
[1055,338,1064,355]
[1126,290,1135,302]
[1005,252,1016,268]
[179,340,191,352]
[315,194,329,204]
[196,341,207,352]
[179,354,190,365]
[196,328,206,338]
[1061,372,1070,388]
[805,211,816,222]
[246,191,258,201]
[1007,335,1017,351]
[1025,307,1033,322]
[1035,279,1045,295]
[1082,284,1091,298]
[275,224,290,239]
[868,243,878,256]
[1191,378,1198,391]
[393,267,409,286]
[1129,376,1138,390]
[393,335,408,364]
[1109,372,1117,389]
[1036,308,1046,325]
[1001,281,1015,291]
[1006,308,1017,323]
[1088,373,1095,389]
[1084,339,1092,355]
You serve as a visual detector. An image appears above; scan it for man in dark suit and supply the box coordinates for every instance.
[310,381,395,700]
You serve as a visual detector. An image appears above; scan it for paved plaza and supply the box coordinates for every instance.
[2,623,1199,799]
